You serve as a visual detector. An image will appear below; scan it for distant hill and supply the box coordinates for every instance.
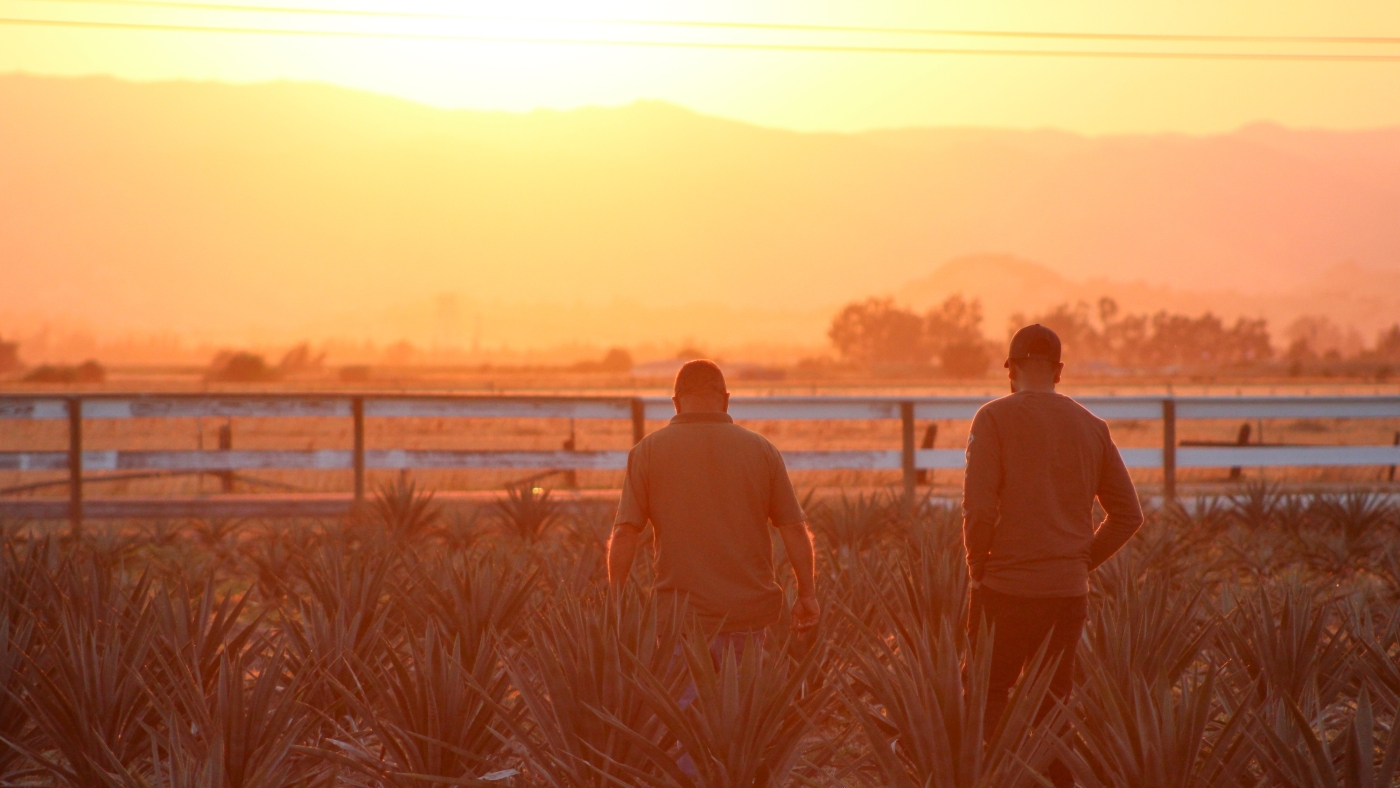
[897,255,1400,344]
[2,74,1399,349]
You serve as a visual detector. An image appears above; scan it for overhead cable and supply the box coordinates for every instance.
[5,15,1400,61]
[16,0,1400,47]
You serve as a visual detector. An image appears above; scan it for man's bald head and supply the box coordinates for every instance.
[673,360,729,413]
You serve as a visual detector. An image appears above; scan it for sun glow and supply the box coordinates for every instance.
[3,0,1400,132]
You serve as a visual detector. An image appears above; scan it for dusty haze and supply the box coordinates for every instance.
[2,74,1399,361]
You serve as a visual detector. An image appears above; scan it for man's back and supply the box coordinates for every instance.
[615,411,805,631]
[962,390,1143,597]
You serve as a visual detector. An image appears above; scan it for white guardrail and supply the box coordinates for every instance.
[1,393,1398,522]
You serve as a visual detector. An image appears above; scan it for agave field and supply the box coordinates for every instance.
[0,481,1398,787]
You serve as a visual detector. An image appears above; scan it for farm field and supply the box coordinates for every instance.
[0,483,1397,786]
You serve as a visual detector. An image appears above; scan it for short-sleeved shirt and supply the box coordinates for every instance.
[615,411,806,632]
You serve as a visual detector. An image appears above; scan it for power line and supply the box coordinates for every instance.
[6,15,1400,61]
[17,0,1400,47]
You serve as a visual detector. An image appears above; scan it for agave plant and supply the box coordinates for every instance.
[1252,686,1400,788]
[494,589,687,788]
[809,491,900,562]
[1059,659,1253,788]
[146,647,311,788]
[368,477,444,544]
[595,625,832,788]
[0,614,39,783]
[311,624,515,788]
[1217,578,1353,705]
[1296,492,1400,574]
[492,486,564,545]
[279,545,402,724]
[148,576,261,698]
[840,614,1064,788]
[396,548,538,651]
[1088,561,1215,690]
[14,557,162,786]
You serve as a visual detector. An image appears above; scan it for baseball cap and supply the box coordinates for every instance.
[1004,324,1062,368]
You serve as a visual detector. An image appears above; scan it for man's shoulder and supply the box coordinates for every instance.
[644,419,772,448]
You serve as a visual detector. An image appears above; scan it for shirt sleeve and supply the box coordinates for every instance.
[767,441,806,527]
[1088,430,1145,570]
[614,442,649,531]
[961,407,1002,582]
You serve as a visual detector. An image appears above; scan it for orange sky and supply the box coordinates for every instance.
[4,0,1400,133]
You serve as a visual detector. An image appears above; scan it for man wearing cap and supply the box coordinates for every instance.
[963,324,1143,788]
[608,359,820,644]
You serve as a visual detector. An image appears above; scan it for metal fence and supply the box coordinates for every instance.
[2,393,1399,523]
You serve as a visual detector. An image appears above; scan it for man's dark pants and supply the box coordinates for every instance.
[968,585,1086,788]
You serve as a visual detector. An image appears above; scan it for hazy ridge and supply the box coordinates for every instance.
[2,74,1399,359]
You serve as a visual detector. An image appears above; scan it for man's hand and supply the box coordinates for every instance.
[777,521,819,632]
[792,593,820,632]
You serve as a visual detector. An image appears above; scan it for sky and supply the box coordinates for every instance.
[3,0,1400,133]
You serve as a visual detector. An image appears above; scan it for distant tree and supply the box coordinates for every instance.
[1017,299,1271,369]
[572,347,634,373]
[828,298,929,365]
[1011,301,1106,362]
[1375,324,1400,360]
[0,336,20,375]
[209,351,276,382]
[599,347,633,372]
[22,360,105,384]
[278,342,327,373]
[674,345,706,361]
[926,295,991,376]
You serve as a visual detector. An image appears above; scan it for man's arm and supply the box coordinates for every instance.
[777,521,819,631]
[607,523,643,588]
[962,409,1003,586]
[1088,441,1145,570]
[609,442,648,589]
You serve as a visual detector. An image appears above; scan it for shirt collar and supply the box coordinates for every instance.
[670,411,734,424]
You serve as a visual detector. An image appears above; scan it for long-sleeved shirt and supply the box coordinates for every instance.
[962,389,1144,598]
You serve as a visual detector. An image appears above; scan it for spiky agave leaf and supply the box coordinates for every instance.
[839,613,1063,788]
[1248,686,1400,788]
[1218,577,1353,705]
[493,587,686,788]
[369,478,444,545]
[492,486,564,546]
[309,624,514,788]
[146,647,311,788]
[148,575,262,698]
[595,625,832,788]
[13,556,162,786]
[1088,562,1216,691]
[1058,658,1253,788]
[0,613,39,783]
[280,544,402,726]
[395,548,539,656]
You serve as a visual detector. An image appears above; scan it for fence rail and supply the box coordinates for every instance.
[2,393,1398,524]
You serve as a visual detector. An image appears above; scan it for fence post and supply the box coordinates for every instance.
[631,399,646,445]
[217,420,234,493]
[900,402,916,515]
[1389,430,1398,483]
[1162,398,1177,504]
[352,397,365,507]
[67,397,83,536]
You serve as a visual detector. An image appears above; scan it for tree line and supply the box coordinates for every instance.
[828,295,1400,375]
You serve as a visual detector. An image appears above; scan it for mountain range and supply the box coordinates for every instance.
[2,74,1399,357]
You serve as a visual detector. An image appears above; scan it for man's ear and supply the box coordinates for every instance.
[721,392,730,413]
[672,395,682,414]
[1054,362,1064,384]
